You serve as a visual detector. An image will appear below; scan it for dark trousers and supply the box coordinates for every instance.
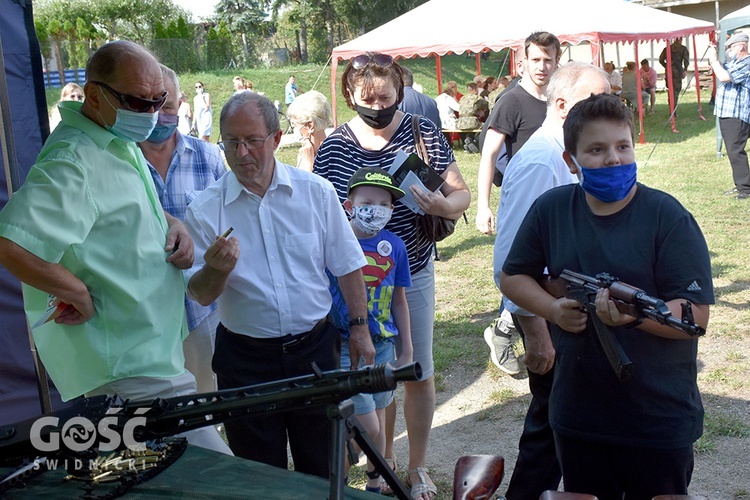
[212,320,341,478]
[667,72,683,110]
[504,314,562,500]
[720,117,750,194]
[554,433,694,500]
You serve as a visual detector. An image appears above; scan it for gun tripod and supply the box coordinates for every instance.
[328,400,410,500]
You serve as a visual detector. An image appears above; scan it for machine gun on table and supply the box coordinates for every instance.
[542,270,705,381]
[1,362,420,499]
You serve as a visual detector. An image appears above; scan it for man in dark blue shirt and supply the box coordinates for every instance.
[398,66,441,129]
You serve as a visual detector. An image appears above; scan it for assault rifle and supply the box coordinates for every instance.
[541,270,705,381]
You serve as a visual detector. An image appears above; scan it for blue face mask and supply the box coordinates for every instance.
[146,112,179,144]
[572,156,637,203]
[99,89,158,143]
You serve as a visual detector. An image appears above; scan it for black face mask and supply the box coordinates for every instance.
[354,102,398,129]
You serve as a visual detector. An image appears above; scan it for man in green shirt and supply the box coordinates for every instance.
[0,40,229,453]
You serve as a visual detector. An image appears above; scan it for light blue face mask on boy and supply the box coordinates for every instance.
[572,156,637,203]
[99,88,158,143]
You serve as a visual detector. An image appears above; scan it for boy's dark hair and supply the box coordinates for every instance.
[525,31,562,62]
[563,93,635,155]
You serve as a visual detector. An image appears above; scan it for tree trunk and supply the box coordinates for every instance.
[325,0,334,53]
[299,18,308,63]
[52,40,65,86]
[68,38,77,72]
[241,32,249,65]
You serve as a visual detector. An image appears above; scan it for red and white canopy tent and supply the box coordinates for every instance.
[330,0,715,142]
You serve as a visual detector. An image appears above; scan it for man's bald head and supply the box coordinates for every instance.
[86,40,159,84]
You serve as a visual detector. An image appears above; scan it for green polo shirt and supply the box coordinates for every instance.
[0,101,187,401]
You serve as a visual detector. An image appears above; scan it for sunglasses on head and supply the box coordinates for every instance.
[351,53,394,70]
[93,81,168,113]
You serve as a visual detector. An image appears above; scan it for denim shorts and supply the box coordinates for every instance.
[341,335,396,415]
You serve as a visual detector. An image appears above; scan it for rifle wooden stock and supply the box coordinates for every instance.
[540,492,598,500]
[452,455,504,500]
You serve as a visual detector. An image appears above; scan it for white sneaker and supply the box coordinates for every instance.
[484,320,520,375]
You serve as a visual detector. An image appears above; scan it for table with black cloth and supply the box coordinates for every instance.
[0,445,378,498]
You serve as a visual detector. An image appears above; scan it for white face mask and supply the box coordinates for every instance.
[350,205,392,235]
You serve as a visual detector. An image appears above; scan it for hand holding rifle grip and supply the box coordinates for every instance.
[541,271,632,381]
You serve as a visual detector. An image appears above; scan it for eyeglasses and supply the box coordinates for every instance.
[351,53,394,70]
[219,132,276,152]
[93,81,168,113]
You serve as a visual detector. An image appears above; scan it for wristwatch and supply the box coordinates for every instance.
[349,316,367,327]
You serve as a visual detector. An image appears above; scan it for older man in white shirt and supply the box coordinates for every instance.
[184,92,374,478]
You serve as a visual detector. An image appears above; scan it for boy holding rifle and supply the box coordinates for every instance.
[499,93,713,498]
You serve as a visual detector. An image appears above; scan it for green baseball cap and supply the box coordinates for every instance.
[347,167,405,200]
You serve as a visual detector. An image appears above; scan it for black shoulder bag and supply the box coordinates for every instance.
[411,114,466,243]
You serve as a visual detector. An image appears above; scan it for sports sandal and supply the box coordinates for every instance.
[380,457,397,495]
[365,470,382,493]
[407,467,437,500]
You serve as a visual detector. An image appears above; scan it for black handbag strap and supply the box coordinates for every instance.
[410,114,429,164]
[410,113,469,226]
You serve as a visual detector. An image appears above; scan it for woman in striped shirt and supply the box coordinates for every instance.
[314,52,470,500]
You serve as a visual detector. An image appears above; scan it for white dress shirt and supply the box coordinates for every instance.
[185,159,366,338]
[435,92,461,129]
[493,119,578,315]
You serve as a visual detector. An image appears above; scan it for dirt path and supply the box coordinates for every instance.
[387,339,750,499]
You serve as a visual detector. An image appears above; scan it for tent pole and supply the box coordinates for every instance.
[590,41,601,68]
[634,42,645,144]
[331,58,339,128]
[436,54,443,95]
[714,30,722,157]
[692,35,707,121]
[665,37,679,133]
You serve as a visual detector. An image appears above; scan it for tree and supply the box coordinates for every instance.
[47,19,67,85]
[35,21,53,87]
[271,0,312,63]
[206,21,235,70]
[89,0,186,44]
[215,0,268,65]
[152,15,200,73]
[35,0,189,74]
